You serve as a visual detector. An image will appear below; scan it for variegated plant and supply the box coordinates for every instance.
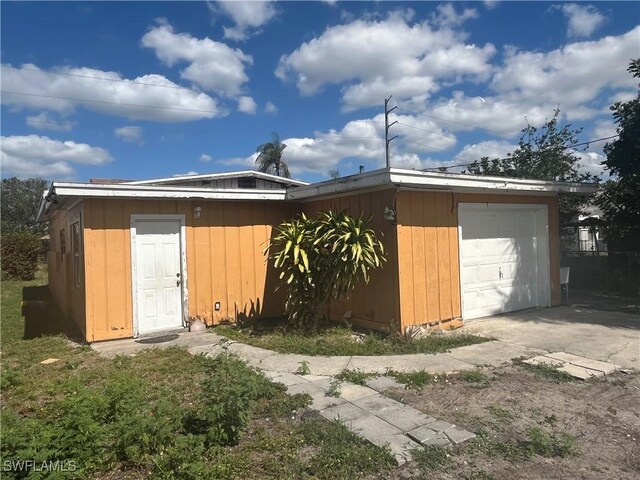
[266,211,385,330]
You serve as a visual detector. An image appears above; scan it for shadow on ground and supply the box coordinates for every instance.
[570,289,639,316]
[22,285,84,342]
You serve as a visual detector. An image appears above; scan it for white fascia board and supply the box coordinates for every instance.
[126,170,309,186]
[50,182,287,201]
[388,169,599,194]
[35,189,50,223]
[285,171,392,200]
[286,168,598,200]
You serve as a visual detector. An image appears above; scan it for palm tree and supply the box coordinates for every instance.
[255,133,290,178]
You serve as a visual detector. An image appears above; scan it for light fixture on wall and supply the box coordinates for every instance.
[193,206,202,219]
[384,206,396,222]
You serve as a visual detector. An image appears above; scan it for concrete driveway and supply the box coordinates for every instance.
[463,306,639,370]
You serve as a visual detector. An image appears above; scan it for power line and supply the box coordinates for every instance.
[395,105,509,136]
[0,64,234,94]
[2,90,222,114]
[421,134,619,172]
[395,121,455,140]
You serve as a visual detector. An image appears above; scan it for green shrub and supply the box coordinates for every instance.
[266,211,386,330]
[1,232,41,280]
[189,354,280,446]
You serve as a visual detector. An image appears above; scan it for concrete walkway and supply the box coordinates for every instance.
[92,333,543,463]
[91,329,631,463]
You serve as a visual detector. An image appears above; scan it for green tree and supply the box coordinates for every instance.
[255,133,290,178]
[597,59,640,250]
[1,177,49,236]
[266,211,385,331]
[466,109,597,224]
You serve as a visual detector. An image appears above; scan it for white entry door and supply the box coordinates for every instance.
[132,217,184,335]
[459,204,550,320]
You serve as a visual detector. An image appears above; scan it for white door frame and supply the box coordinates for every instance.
[457,203,551,320]
[130,214,188,337]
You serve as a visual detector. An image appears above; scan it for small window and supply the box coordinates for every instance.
[71,221,82,288]
[237,177,257,189]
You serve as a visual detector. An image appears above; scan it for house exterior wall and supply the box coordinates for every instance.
[303,189,402,331]
[47,202,86,337]
[82,198,295,342]
[395,191,462,329]
[394,191,561,330]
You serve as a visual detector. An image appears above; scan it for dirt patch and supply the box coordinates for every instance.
[380,365,640,480]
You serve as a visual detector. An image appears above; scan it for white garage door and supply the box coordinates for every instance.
[459,204,550,320]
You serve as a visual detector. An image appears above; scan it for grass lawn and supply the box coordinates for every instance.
[0,270,396,479]
[213,320,489,356]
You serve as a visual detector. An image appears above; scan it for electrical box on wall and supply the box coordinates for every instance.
[214,302,221,311]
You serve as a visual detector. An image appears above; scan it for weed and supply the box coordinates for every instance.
[412,445,452,471]
[487,405,516,425]
[296,360,311,375]
[260,393,312,418]
[526,427,577,458]
[326,378,342,397]
[335,369,377,386]
[387,370,436,389]
[459,370,490,386]
[301,416,396,478]
[465,470,497,480]
[513,358,575,383]
[214,323,489,356]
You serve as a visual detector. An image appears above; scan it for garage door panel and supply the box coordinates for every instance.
[459,205,548,320]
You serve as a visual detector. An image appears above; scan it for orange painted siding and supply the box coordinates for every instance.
[395,191,461,329]
[47,203,86,336]
[395,191,562,331]
[83,198,294,342]
[304,189,401,331]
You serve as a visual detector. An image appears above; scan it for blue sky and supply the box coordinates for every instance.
[1,1,638,183]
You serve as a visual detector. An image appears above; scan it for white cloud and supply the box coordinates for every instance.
[573,150,606,177]
[592,119,617,139]
[276,12,496,110]
[26,112,75,132]
[453,140,517,163]
[215,0,278,41]
[199,153,213,162]
[0,135,112,178]
[264,101,278,115]
[114,126,143,144]
[2,63,222,122]
[484,1,499,10]
[222,112,460,174]
[237,95,257,114]
[141,20,252,95]
[555,3,606,38]
[430,3,478,28]
[491,27,638,110]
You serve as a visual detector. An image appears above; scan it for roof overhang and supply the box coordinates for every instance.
[37,182,288,222]
[125,170,309,187]
[285,168,599,201]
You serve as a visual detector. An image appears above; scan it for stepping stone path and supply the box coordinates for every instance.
[523,352,620,380]
[263,370,475,464]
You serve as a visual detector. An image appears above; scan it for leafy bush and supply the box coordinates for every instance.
[188,354,281,446]
[267,211,385,330]
[1,232,41,280]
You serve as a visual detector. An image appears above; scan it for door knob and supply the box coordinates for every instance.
[499,266,503,279]
[176,272,181,287]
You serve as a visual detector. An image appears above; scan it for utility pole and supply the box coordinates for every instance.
[384,95,398,168]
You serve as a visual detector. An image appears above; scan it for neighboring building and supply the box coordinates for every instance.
[37,168,597,343]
